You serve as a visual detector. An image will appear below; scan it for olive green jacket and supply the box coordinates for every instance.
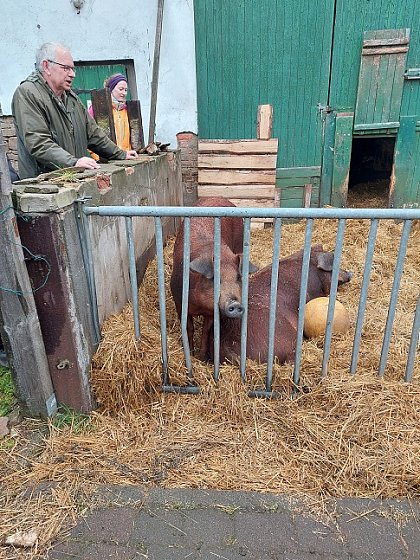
[12,71,126,179]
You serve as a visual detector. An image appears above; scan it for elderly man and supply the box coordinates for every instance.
[12,42,138,179]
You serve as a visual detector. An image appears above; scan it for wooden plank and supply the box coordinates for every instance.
[257,104,273,140]
[126,100,145,150]
[320,111,335,207]
[199,139,278,154]
[198,154,277,169]
[390,117,417,208]
[0,135,57,418]
[363,37,410,47]
[198,184,276,199]
[276,166,321,179]
[331,113,354,208]
[148,0,165,143]
[229,198,275,208]
[303,183,312,207]
[91,88,116,143]
[362,47,408,55]
[198,169,276,185]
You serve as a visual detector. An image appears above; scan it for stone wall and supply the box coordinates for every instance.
[0,114,18,169]
[12,153,183,412]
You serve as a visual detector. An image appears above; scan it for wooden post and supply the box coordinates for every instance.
[91,88,117,144]
[0,133,57,417]
[148,0,165,144]
[127,100,145,151]
[257,104,273,140]
[303,183,313,208]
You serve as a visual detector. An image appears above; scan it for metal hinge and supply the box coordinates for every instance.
[404,68,420,80]
[317,104,334,115]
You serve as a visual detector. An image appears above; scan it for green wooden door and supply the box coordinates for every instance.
[354,29,410,132]
[391,117,420,208]
[194,0,336,208]
[72,63,130,109]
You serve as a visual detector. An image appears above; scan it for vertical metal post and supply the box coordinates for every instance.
[125,216,140,340]
[213,218,221,381]
[293,219,314,387]
[154,217,169,383]
[350,219,378,374]
[378,220,412,376]
[239,218,252,382]
[265,217,282,392]
[404,295,420,383]
[180,217,193,380]
[78,202,101,344]
[321,218,346,377]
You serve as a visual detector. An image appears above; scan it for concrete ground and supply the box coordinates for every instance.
[47,485,420,560]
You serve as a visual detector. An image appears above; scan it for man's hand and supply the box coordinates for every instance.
[75,156,101,169]
[125,150,139,160]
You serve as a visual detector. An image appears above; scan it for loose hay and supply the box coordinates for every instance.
[1,218,419,559]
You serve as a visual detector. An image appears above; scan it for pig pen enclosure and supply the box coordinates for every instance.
[2,206,420,557]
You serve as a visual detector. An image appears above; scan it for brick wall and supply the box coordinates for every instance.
[0,114,18,169]
[176,131,198,205]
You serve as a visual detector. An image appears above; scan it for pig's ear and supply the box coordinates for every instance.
[238,254,259,276]
[190,257,214,279]
[317,252,334,271]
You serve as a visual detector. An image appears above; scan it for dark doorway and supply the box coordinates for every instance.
[347,137,396,208]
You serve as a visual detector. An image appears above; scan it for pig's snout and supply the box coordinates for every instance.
[224,299,244,318]
[339,269,353,284]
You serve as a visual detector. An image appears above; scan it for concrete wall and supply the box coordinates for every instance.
[0,0,197,148]
[14,153,183,411]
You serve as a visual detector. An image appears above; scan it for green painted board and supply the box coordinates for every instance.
[354,29,410,127]
[194,0,335,168]
[392,116,419,208]
[331,113,354,207]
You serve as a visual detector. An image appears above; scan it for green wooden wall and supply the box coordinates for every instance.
[194,0,420,208]
[194,0,335,169]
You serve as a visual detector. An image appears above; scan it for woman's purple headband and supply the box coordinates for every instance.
[107,74,127,92]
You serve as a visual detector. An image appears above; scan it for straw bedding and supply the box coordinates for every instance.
[1,216,419,558]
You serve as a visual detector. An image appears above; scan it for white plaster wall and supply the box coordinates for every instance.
[0,0,197,146]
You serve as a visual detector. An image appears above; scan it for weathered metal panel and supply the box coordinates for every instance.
[354,29,410,127]
[194,0,335,169]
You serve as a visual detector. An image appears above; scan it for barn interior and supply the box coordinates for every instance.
[347,136,396,208]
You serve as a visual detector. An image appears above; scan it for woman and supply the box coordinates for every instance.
[88,73,132,152]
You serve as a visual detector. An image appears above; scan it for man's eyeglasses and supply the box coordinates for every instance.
[47,60,76,74]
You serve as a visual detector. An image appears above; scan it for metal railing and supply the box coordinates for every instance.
[78,203,420,397]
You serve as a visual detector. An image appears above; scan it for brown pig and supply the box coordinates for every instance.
[209,244,352,364]
[170,196,257,360]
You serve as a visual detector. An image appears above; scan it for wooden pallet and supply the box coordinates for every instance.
[197,105,278,225]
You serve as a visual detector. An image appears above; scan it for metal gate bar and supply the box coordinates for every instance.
[81,205,420,395]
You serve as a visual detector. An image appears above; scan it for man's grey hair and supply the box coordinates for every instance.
[35,42,71,71]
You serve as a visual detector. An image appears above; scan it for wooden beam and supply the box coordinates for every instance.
[303,183,313,208]
[199,139,278,154]
[198,184,276,198]
[198,169,276,185]
[198,153,277,169]
[257,104,273,140]
[0,134,57,417]
[126,100,145,150]
[91,88,116,144]
[148,0,165,144]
